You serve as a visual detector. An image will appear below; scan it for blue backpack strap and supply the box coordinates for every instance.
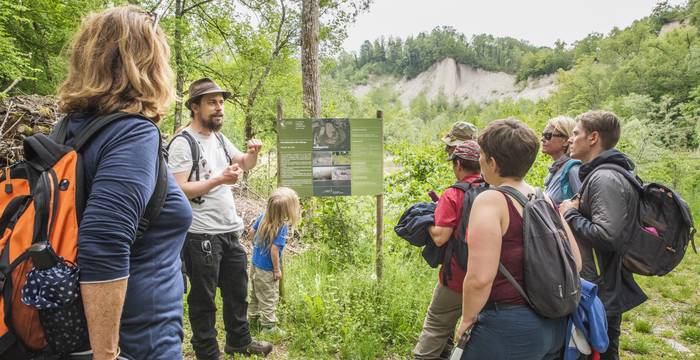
[560,159,581,200]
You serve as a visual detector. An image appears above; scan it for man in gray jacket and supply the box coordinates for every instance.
[560,111,647,360]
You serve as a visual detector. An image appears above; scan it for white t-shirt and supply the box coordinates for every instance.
[167,127,244,234]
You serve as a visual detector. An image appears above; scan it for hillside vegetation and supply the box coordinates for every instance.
[332,1,689,83]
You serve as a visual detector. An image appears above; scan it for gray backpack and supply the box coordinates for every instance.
[497,186,581,318]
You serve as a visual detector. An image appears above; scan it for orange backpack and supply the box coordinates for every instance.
[0,112,167,359]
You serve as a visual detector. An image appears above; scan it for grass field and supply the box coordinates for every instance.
[183,237,700,360]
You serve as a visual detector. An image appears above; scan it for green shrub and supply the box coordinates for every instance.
[682,327,700,344]
[633,319,653,334]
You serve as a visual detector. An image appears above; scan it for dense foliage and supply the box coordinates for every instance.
[2,0,700,358]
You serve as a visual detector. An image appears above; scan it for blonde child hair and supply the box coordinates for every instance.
[256,187,300,249]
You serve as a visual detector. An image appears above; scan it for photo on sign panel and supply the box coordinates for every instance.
[312,119,350,151]
[312,151,332,166]
[312,167,332,181]
[331,166,351,181]
[332,151,351,165]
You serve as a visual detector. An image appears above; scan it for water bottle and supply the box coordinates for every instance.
[428,190,439,202]
[27,242,60,270]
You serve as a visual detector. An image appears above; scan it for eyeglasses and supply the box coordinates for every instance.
[542,132,568,141]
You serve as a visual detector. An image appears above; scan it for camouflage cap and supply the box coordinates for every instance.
[447,140,481,161]
[442,121,478,147]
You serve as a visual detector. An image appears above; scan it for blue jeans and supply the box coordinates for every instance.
[461,305,566,360]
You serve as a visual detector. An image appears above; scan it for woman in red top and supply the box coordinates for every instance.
[456,118,582,359]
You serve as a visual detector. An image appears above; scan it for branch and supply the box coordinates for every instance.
[247,0,291,106]
[182,0,215,14]
[192,5,239,65]
[149,0,165,13]
[1,79,20,95]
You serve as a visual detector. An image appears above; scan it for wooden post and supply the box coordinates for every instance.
[276,99,286,298]
[276,99,283,188]
[376,110,384,282]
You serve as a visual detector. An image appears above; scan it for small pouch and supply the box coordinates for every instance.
[21,244,90,355]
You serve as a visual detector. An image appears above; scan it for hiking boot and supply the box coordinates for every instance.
[224,340,273,357]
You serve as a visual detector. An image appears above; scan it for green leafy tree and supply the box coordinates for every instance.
[0,0,105,94]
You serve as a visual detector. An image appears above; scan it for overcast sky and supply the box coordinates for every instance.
[342,0,688,51]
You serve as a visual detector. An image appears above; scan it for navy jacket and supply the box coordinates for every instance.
[394,202,444,267]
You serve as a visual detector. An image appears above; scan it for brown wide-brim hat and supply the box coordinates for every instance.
[185,77,232,110]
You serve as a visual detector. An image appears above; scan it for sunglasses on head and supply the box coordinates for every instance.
[146,11,161,30]
[542,132,567,141]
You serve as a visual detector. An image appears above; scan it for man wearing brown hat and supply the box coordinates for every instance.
[442,121,478,154]
[414,140,483,360]
[168,78,271,359]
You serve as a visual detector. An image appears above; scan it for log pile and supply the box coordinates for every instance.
[0,95,61,166]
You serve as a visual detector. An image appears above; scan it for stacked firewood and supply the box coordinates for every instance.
[0,96,61,166]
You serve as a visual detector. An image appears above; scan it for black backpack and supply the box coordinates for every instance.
[53,113,169,238]
[165,129,231,204]
[497,186,581,319]
[440,179,488,284]
[581,164,697,276]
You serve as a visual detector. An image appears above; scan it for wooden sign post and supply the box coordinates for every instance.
[276,99,286,298]
[375,110,384,282]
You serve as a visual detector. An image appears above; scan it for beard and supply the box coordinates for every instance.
[201,113,224,132]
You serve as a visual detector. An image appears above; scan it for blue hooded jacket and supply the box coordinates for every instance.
[565,278,609,359]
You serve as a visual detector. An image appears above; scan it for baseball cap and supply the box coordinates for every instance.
[447,140,481,161]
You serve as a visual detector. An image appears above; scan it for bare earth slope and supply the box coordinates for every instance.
[354,58,557,105]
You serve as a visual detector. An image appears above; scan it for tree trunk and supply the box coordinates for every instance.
[173,0,185,133]
[244,110,254,141]
[301,0,320,118]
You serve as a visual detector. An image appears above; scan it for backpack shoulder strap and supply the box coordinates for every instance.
[215,132,232,165]
[136,154,168,239]
[50,115,71,144]
[498,262,533,307]
[580,163,643,195]
[448,180,479,242]
[173,130,204,204]
[453,181,488,241]
[68,112,168,239]
[561,159,581,175]
[441,180,488,281]
[496,186,530,207]
[169,130,201,182]
[449,182,471,192]
[72,112,150,151]
[560,159,581,198]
